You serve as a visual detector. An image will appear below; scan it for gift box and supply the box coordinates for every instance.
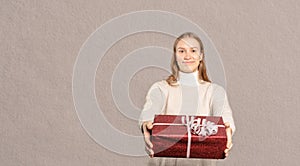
[151,115,227,159]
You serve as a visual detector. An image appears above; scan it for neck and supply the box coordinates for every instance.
[178,71,200,86]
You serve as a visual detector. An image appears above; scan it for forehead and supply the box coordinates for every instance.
[176,37,200,49]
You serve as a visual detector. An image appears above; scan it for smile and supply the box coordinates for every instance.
[183,61,195,64]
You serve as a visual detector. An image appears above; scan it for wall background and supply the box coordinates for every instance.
[1,0,299,166]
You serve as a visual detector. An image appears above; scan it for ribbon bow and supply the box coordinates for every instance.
[181,115,220,158]
[182,116,219,137]
[190,118,219,137]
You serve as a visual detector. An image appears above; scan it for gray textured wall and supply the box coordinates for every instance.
[1,0,299,166]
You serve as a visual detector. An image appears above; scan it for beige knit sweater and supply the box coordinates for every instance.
[139,71,236,134]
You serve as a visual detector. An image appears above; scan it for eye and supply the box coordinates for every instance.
[192,49,197,53]
[178,50,184,53]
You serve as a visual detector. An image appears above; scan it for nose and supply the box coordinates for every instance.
[184,51,192,60]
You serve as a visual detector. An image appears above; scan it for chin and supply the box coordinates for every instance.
[180,67,197,73]
[181,70,196,73]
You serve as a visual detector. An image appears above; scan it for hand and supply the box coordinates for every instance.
[142,121,154,158]
[224,122,233,157]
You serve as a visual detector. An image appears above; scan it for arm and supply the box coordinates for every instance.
[211,84,236,157]
[139,82,167,157]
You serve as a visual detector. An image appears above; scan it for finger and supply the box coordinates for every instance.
[142,123,153,148]
[143,123,150,137]
[224,122,232,137]
[146,122,153,130]
[226,142,233,150]
[225,152,229,157]
[224,148,230,157]
[149,149,154,158]
[143,134,153,149]
[224,122,230,128]
[224,148,229,154]
[224,142,233,158]
[144,136,153,149]
[143,132,153,149]
[226,127,232,137]
[225,127,232,147]
[145,146,154,158]
[142,121,153,134]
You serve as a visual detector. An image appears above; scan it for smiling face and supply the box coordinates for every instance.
[175,37,203,73]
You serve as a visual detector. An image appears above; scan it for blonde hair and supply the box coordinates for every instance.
[166,32,211,86]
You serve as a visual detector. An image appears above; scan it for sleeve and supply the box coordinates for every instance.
[138,82,167,129]
[210,84,236,135]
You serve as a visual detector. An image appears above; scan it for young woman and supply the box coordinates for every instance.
[139,32,235,166]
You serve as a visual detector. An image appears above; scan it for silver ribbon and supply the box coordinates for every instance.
[181,115,194,158]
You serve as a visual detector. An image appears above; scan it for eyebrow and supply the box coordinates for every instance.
[177,47,199,50]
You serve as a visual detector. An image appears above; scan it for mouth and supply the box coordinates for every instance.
[183,61,195,64]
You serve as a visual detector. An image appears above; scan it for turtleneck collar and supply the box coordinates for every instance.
[178,71,200,86]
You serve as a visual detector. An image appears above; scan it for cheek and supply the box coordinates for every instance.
[175,55,183,62]
[192,53,201,60]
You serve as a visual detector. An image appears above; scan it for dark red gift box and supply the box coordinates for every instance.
[151,115,227,159]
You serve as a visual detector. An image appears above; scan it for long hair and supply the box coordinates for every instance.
[166,32,211,86]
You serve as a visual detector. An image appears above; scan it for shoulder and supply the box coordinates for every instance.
[147,80,170,93]
[209,83,227,97]
[150,80,169,89]
[210,83,226,91]
[201,82,226,93]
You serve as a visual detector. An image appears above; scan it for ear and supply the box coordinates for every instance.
[199,53,204,61]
